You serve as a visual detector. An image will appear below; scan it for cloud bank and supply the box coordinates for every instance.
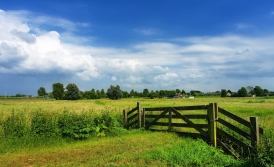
[0,9,274,94]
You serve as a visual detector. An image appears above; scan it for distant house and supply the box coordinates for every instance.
[189,96,194,99]
[227,90,232,97]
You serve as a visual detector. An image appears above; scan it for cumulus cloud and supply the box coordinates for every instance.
[1,9,274,93]
[0,42,28,68]
[10,30,36,44]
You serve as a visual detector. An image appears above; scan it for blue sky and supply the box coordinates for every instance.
[0,1,274,95]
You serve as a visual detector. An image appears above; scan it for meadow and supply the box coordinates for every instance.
[0,97,273,166]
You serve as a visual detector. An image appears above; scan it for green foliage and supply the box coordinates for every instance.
[221,89,227,97]
[245,129,274,166]
[238,87,248,97]
[65,83,81,100]
[52,83,65,100]
[30,111,59,137]
[57,111,94,139]
[107,85,123,100]
[143,88,149,97]
[254,86,264,96]
[93,112,123,137]
[142,138,240,166]
[148,90,158,99]
[2,111,28,137]
[37,87,47,96]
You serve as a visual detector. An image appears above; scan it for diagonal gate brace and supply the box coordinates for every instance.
[171,107,208,138]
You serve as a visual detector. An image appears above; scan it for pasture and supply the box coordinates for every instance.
[0,97,273,166]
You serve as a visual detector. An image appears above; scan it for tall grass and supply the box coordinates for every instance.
[0,97,273,166]
[0,108,125,154]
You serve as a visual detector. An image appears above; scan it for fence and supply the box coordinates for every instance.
[123,102,264,157]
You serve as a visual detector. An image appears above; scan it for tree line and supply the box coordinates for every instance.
[36,83,274,100]
[220,86,272,97]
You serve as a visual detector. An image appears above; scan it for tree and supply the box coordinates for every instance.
[37,87,47,96]
[175,89,181,94]
[143,88,149,97]
[253,86,264,96]
[122,91,129,98]
[221,89,227,97]
[190,90,201,96]
[90,89,97,99]
[263,89,269,96]
[130,89,135,97]
[148,90,158,99]
[107,85,123,100]
[246,86,254,95]
[238,87,248,97]
[65,83,81,100]
[52,83,65,100]
[181,90,186,95]
[100,89,106,98]
[96,90,101,99]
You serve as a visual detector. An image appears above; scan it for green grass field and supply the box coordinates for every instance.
[0,97,273,166]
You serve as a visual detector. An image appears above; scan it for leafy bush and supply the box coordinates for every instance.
[2,111,28,137]
[245,129,274,166]
[57,111,94,139]
[93,111,125,137]
[30,111,60,137]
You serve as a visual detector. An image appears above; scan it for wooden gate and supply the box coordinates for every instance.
[123,102,264,157]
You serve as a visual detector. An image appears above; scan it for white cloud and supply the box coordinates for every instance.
[235,23,251,29]
[154,73,178,81]
[134,28,159,36]
[1,9,274,93]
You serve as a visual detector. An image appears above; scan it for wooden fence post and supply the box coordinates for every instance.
[168,108,172,132]
[123,109,128,128]
[250,116,259,152]
[142,108,146,127]
[207,103,217,147]
[137,102,142,128]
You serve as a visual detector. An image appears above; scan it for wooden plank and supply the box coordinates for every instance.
[143,105,207,111]
[128,113,138,122]
[218,108,250,128]
[127,120,138,128]
[172,105,208,110]
[147,122,208,128]
[218,118,251,140]
[145,114,207,119]
[128,107,138,115]
[217,128,253,150]
[145,109,169,130]
[171,107,208,138]
[143,107,169,111]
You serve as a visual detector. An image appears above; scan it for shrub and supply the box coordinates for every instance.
[247,130,274,166]
[57,111,94,139]
[2,110,28,137]
[30,111,60,137]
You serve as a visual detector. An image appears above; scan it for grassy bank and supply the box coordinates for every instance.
[0,131,241,167]
[0,97,273,166]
